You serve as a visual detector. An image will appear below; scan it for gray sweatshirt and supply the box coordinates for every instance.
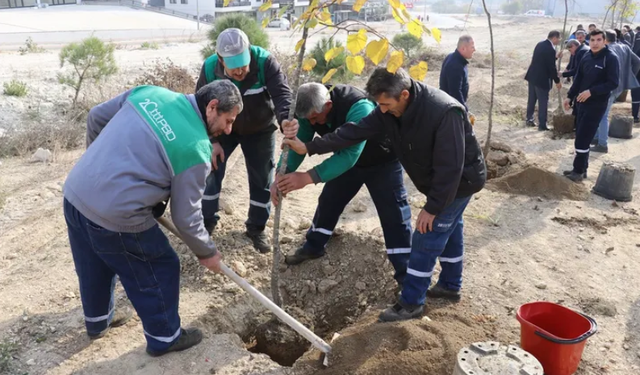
[63,87,217,259]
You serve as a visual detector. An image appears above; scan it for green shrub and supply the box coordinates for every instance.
[309,37,352,83]
[18,37,46,55]
[201,14,269,59]
[58,36,118,106]
[3,80,28,97]
[392,33,425,59]
[140,41,159,50]
[431,0,468,14]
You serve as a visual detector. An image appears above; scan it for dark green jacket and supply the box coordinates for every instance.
[196,45,292,136]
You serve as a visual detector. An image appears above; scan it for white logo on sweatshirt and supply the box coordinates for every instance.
[138,99,176,142]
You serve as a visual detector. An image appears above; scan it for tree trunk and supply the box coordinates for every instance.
[481,0,495,157]
[556,0,569,111]
[271,25,309,308]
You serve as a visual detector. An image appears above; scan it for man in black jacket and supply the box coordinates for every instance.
[272,83,412,286]
[283,68,486,322]
[525,30,563,131]
[563,29,619,182]
[440,35,475,110]
[563,39,590,79]
[195,28,296,253]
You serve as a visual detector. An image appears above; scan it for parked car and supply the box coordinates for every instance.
[524,10,546,17]
[268,16,297,29]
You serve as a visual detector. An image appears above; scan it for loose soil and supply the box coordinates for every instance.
[488,166,590,201]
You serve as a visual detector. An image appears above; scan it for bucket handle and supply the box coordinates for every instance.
[534,312,598,344]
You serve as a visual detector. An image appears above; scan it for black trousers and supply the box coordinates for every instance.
[573,102,608,174]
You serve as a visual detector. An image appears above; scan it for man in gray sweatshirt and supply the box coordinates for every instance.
[63,81,242,357]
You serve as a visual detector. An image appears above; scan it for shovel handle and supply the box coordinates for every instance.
[155,216,332,355]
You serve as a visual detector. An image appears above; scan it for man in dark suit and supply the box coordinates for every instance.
[525,30,562,131]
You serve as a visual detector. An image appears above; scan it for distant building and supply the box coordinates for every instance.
[1,0,75,9]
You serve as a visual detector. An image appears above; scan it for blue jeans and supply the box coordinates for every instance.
[202,130,275,232]
[64,199,181,352]
[303,160,412,283]
[401,196,471,306]
[594,94,615,147]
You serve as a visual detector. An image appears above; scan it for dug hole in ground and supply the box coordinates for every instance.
[2,13,640,375]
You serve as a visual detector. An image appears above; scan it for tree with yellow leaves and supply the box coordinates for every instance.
[219,0,442,306]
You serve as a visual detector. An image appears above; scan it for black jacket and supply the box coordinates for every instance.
[525,39,560,90]
[439,50,469,109]
[568,46,620,106]
[306,81,486,216]
[633,32,640,56]
[196,46,292,136]
[563,44,590,78]
[314,85,396,168]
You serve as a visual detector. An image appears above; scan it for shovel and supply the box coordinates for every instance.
[155,216,333,366]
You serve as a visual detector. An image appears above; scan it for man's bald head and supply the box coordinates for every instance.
[457,35,476,59]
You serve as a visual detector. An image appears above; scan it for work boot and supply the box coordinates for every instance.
[284,247,325,266]
[246,230,271,254]
[526,120,537,128]
[204,219,216,236]
[565,171,586,182]
[427,284,461,302]
[590,145,609,153]
[590,139,598,146]
[88,307,134,340]
[563,170,587,179]
[634,118,639,124]
[538,126,550,131]
[146,328,203,357]
[379,301,424,322]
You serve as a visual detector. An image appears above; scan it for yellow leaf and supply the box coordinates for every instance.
[346,55,365,75]
[320,8,333,24]
[346,29,368,54]
[432,27,442,43]
[401,8,412,21]
[295,38,305,53]
[302,58,317,71]
[324,46,344,62]
[387,50,404,74]
[223,0,230,6]
[261,17,270,28]
[392,8,406,25]
[409,61,429,81]
[322,68,338,83]
[365,39,389,65]
[259,0,272,12]
[407,20,423,39]
[387,0,402,9]
[337,0,345,3]
[353,0,366,12]
[278,5,290,17]
[307,17,318,29]
[421,24,432,36]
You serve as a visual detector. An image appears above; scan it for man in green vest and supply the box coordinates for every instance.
[196,28,296,253]
[63,81,243,357]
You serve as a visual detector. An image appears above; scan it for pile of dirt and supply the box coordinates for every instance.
[279,232,398,337]
[293,310,500,375]
[552,112,575,135]
[488,166,590,201]
[485,141,528,180]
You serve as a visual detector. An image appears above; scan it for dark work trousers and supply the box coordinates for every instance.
[401,196,471,306]
[526,83,550,129]
[63,199,182,352]
[632,87,640,119]
[202,129,276,233]
[573,102,608,174]
[303,160,412,284]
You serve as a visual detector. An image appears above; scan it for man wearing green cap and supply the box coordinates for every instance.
[196,28,296,253]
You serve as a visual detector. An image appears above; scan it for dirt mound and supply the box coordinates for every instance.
[488,166,590,201]
[485,141,528,180]
[552,113,575,135]
[279,232,398,337]
[293,310,499,375]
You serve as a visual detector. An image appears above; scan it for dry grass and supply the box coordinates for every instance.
[0,119,85,158]
[133,58,196,94]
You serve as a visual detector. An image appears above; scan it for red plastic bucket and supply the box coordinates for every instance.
[516,302,597,375]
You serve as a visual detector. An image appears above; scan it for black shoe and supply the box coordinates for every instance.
[526,120,537,127]
[88,307,134,340]
[427,285,461,302]
[590,145,608,153]
[204,219,216,236]
[246,230,271,253]
[284,247,325,265]
[590,139,598,146]
[146,328,203,357]
[565,171,586,182]
[634,118,640,124]
[538,126,550,131]
[379,301,424,322]
[563,170,587,178]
